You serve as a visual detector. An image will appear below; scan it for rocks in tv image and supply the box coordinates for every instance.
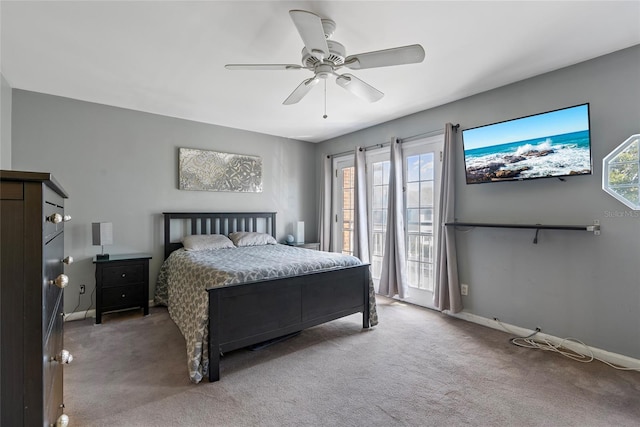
[462,104,592,184]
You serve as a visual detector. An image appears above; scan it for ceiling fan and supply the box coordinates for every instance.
[225,9,425,107]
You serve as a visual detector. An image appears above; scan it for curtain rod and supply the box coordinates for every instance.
[327,124,459,159]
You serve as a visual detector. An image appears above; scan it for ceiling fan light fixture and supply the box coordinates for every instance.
[226,9,423,107]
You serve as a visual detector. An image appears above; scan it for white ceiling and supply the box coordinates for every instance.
[2,1,639,143]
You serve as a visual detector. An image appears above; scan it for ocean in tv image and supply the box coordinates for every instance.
[462,104,591,184]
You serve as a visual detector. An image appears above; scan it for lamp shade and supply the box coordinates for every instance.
[296,221,304,243]
[92,222,113,246]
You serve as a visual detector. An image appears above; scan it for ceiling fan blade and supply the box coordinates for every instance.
[283,77,320,105]
[345,44,425,70]
[335,73,384,102]
[225,64,304,71]
[289,10,329,61]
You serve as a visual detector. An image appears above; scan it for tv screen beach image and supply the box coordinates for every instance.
[462,104,591,184]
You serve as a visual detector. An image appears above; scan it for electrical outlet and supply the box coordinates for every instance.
[460,283,469,296]
[79,285,86,295]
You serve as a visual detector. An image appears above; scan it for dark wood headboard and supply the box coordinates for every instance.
[163,212,277,259]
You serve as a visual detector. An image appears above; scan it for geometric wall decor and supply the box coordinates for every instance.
[179,147,263,192]
[602,134,639,210]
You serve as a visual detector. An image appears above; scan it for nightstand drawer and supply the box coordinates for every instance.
[101,264,144,287]
[94,253,151,324]
[102,285,143,310]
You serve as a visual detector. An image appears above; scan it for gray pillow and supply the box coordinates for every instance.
[229,231,277,247]
[182,234,235,251]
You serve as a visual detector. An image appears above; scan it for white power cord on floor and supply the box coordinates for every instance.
[496,320,640,372]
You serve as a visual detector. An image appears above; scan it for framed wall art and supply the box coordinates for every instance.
[179,148,263,192]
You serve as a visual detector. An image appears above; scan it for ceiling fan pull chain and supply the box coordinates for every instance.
[323,79,328,119]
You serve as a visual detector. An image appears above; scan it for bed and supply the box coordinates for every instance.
[155,212,378,383]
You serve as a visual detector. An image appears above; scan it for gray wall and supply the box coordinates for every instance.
[317,45,640,359]
[11,91,317,312]
[0,74,11,168]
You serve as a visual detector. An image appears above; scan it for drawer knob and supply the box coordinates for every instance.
[121,293,126,298]
[121,273,126,278]
[62,256,74,265]
[49,274,69,288]
[55,413,69,427]
[52,349,73,364]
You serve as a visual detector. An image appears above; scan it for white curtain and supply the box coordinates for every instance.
[352,147,370,263]
[378,138,408,298]
[319,156,333,252]
[435,123,462,312]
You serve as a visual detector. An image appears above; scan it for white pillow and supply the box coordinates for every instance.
[182,234,235,251]
[229,231,277,247]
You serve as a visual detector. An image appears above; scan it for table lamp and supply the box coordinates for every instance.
[92,222,113,260]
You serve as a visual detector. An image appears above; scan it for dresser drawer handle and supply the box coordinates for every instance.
[47,213,63,224]
[53,413,69,427]
[46,213,71,224]
[121,293,126,298]
[51,349,73,364]
[121,273,126,278]
[61,256,73,265]
[49,274,69,288]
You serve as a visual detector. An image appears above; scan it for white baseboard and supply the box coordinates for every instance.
[64,309,96,322]
[64,299,157,322]
[447,310,640,370]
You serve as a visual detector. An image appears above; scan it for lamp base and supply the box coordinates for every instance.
[96,253,110,260]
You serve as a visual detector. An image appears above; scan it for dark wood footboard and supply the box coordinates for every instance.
[207,264,370,382]
[162,212,371,383]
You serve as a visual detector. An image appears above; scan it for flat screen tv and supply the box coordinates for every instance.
[461,103,592,184]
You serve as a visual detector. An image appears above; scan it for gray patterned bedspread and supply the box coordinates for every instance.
[155,244,378,383]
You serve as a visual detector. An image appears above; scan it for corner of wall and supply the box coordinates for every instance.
[0,73,12,169]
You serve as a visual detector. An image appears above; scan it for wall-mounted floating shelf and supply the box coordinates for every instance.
[445,221,601,243]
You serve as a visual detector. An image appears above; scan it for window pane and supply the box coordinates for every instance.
[407,182,419,208]
[407,208,420,233]
[420,153,434,180]
[407,155,420,182]
[420,181,433,207]
[383,162,390,184]
[407,234,420,261]
[420,209,433,234]
[372,255,383,280]
[421,235,433,263]
[373,162,383,185]
[372,209,385,232]
[372,232,385,256]
[407,261,420,286]
[609,163,639,186]
[343,168,354,188]
[420,263,433,291]
[342,230,352,254]
[373,186,384,209]
[343,189,353,209]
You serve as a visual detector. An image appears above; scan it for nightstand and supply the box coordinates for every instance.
[93,253,151,324]
[286,242,320,250]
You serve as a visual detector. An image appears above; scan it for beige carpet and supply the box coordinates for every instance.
[64,297,640,426]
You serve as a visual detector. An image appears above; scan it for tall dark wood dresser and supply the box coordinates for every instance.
[1,170,72,427]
